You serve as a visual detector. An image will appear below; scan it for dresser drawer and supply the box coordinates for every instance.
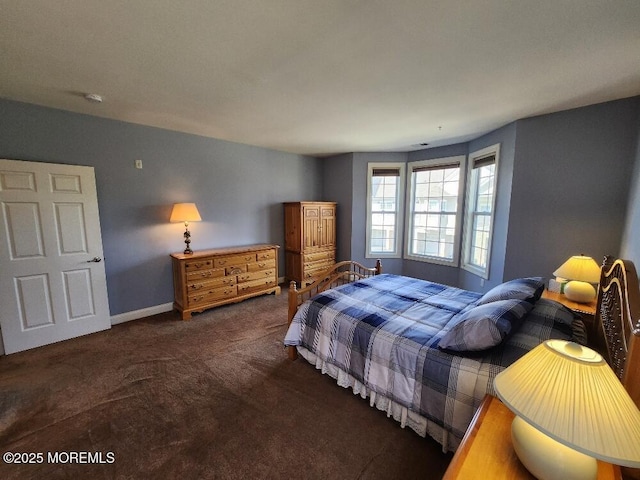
[188,285,238,306]
[237,269,276,283]
[247,258,276,272]
[186,267,225,282]
[214,253,256,269]
[187,275,236,292]
[184,258,214,272]
[237,277,278,295]
[256,249,276,261]
[226,265,248,275]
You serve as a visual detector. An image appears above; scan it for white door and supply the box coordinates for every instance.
[0,159,110,354]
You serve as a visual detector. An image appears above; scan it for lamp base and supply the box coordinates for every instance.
[511,416,596,480]
[564,281,596,304]
[183,225,193,255]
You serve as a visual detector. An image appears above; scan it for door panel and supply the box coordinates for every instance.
[16,274,55,328]
[3,201,45,258]
[62,268,95,319]
[0,159,110,354]
[55,203,88,254]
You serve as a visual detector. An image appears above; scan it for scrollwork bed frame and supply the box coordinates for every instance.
[595,256,640,408]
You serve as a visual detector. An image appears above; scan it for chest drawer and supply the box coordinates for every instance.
[304,250,335,262]
[303,261,335,280]
[304,257,334,271]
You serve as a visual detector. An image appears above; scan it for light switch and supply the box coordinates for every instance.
[135,159,143,169]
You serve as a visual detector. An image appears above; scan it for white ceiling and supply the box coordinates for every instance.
[1,1,639,157]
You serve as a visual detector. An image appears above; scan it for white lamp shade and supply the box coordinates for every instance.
[494,340,640,468]
[553,255,601,284]
[170,203,202,223]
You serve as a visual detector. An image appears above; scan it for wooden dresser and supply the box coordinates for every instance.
[284,201,336,286]
[171,244,280,320]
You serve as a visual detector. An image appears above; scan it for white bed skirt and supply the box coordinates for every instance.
[297,346,460,453]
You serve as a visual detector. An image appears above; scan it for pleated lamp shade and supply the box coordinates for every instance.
[494,340,640,468]
[553,255,601,284]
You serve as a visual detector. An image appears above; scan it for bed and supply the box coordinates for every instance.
[284,257,640,454]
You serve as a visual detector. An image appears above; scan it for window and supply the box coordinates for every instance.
[404,156,466,265]
[366,163,405,257]
[462,144,500,278]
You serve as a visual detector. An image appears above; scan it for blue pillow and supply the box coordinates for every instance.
[477,277,545,305]
[438,299,534,352]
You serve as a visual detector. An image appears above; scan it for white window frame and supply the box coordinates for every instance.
[404,156,467,266]
[462,144,500,279]
[366,162,406,258]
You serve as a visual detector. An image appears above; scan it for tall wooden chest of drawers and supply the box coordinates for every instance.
[171,244,280,320]
[284,202,336,286]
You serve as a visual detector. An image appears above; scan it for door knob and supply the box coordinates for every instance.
[87,257,102,263]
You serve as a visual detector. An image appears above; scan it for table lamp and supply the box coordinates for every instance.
[494,339,640,480]
[170,202,202,254]
[553,255,601,303]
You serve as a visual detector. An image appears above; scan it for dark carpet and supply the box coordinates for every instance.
[0,287,452,479]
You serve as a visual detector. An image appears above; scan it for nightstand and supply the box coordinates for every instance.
[442,395,621,480]
[541,289,596,322]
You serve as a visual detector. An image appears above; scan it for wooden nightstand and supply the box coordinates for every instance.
[442,395,621,480]
[541,289,596,322]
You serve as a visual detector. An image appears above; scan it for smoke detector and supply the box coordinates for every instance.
[84,93,103,103]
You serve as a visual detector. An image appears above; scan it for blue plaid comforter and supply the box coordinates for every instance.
[284,274,575,446]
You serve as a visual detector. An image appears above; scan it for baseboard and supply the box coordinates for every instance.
[110,302,174,325]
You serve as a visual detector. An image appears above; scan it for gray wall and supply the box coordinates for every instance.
[621,110,640,268]
[0,99,323,315]
[322,153,354,262]
[504,97,639,281]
